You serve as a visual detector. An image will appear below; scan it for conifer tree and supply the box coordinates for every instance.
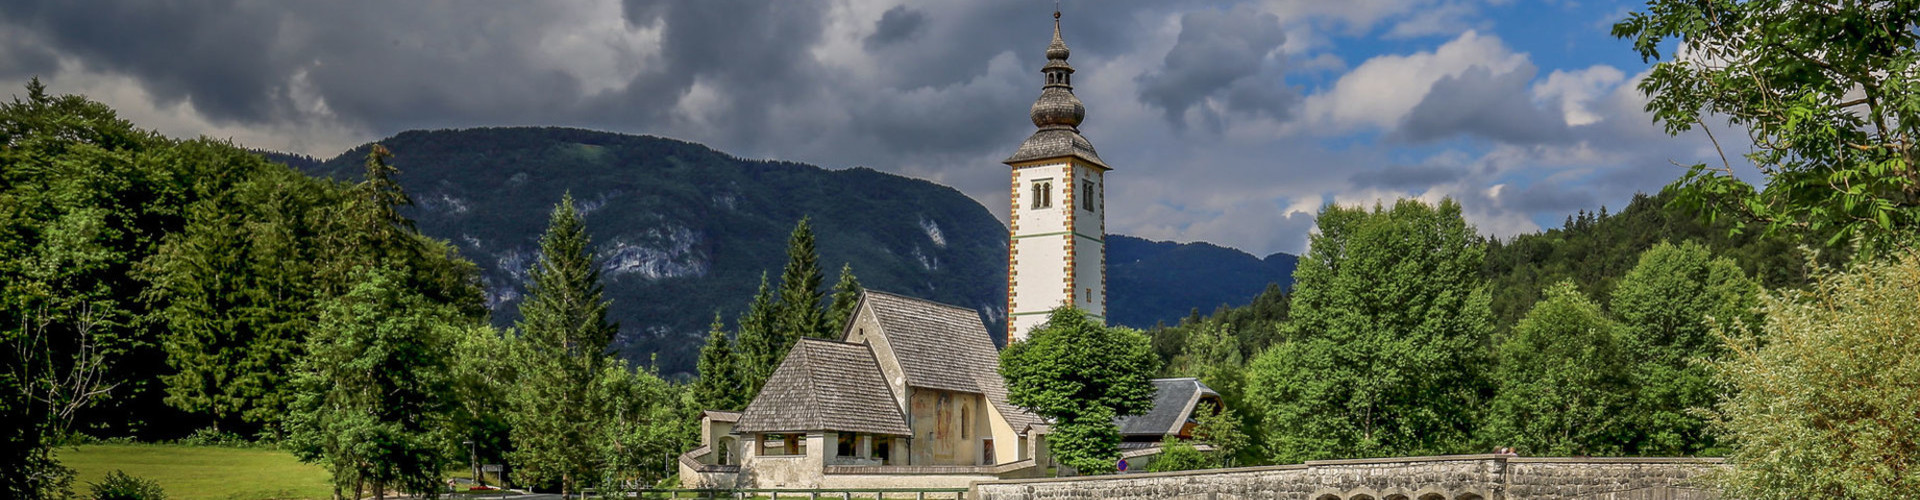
[824,263,862,337]
[732,273,780,396]
[693,313,744,411]
[508,193,615,497]
[775,217,827,339]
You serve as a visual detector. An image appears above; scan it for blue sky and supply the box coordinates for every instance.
[0,0,1732,256]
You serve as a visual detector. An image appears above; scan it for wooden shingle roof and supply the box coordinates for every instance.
[733,338,911,436]
[859,290,1044,433]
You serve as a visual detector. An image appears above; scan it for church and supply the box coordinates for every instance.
[676,13,1217,490]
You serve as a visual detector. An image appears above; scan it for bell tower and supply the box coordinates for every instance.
[1004,10,1108,342]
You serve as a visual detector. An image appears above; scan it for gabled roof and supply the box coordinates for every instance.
[734,338,911,436]
[857,290,1044,433]
[1115,378,1219,437]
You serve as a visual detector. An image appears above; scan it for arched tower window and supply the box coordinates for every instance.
[1031,179,1053,209]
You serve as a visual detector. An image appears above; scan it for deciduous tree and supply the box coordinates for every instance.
[1615,0,1920,254]
[284,268,459,500]
[1248,199,1493,463]
[1711,252,1920,498]
[999,308,1157,475]
[1609,241,1758,455]
[1482,281,1633,456]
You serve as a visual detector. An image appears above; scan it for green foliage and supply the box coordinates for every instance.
[775,217,827,340]
[693,314,745,411]
[825,263,862,337]
[1049,406,1124,476]
[999,308,1158,475]
[732,273,780,397]
[297,128,1016,377]
[1149,284,1290,368]
[1144,438,1210,473]
[1190,401,1247,468]
[1167,322,1241,379]
[1482,282,1633,456]
[509,195,618,496]
[1249,199,1493,463]
[284,267,460,500]
[447,324,519,482]
[1483,191,1812,335]
[87,470,166,500]
[1711,253,1920,498]
[145,161,339,431]
[1107,235,1298,330]
[595,360,692,489]
[1610,241,1758,455]
[173,428,252,448]
[1614,1,1920,254]
[1,80,178,497]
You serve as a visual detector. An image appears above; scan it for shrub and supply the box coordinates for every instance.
[175,428,250,447]
[1145,438,1211,473]
[88,471,166,500]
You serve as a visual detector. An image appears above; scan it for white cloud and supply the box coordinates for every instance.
[1533,65,1626,126]
[1302,30,1526,132]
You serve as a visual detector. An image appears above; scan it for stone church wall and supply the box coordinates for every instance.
[970,455,1723,500]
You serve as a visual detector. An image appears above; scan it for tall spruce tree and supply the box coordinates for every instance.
[693,313,744,411]
[824,263,862,337]
[732,273,779,396]
[508,193,616,497]
[775,217,827,339]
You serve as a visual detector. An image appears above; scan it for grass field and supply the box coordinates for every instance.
[59,444,334,500]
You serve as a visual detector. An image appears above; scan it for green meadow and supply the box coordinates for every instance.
[59,444,333,500]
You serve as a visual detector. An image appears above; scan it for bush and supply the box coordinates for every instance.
[1713,252,1920,498]
[88,471,166,500]
[1145,438,1211,473]
[174,428,249,448]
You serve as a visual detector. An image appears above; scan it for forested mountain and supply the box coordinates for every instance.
[293,127,1299,376]
[1107,235,1297,328]
[1482,191,1827,331]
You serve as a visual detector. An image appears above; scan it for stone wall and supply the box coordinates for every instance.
[970,454,1723,500]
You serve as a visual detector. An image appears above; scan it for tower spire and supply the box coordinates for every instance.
[1002,9,1110,341]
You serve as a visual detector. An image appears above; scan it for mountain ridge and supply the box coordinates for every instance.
[288,126,1295,375]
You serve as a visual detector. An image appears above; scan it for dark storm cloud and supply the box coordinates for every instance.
[1136,5,1297,128]
[1398,63,1570,144]
[0,1,291,122]
[865,6,927,49]
[1349,164,1466,190]
[0,30,58,81]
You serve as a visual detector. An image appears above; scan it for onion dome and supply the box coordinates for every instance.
[1005,11,1108,169]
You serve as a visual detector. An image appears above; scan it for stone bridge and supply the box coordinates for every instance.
[969,454,1722,500]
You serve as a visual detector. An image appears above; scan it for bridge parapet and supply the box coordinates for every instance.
[969,454,1723,500]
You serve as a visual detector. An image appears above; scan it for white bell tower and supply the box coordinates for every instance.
[1004,11,1108,342]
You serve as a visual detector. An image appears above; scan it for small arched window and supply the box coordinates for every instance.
[1030,180,1053,209]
